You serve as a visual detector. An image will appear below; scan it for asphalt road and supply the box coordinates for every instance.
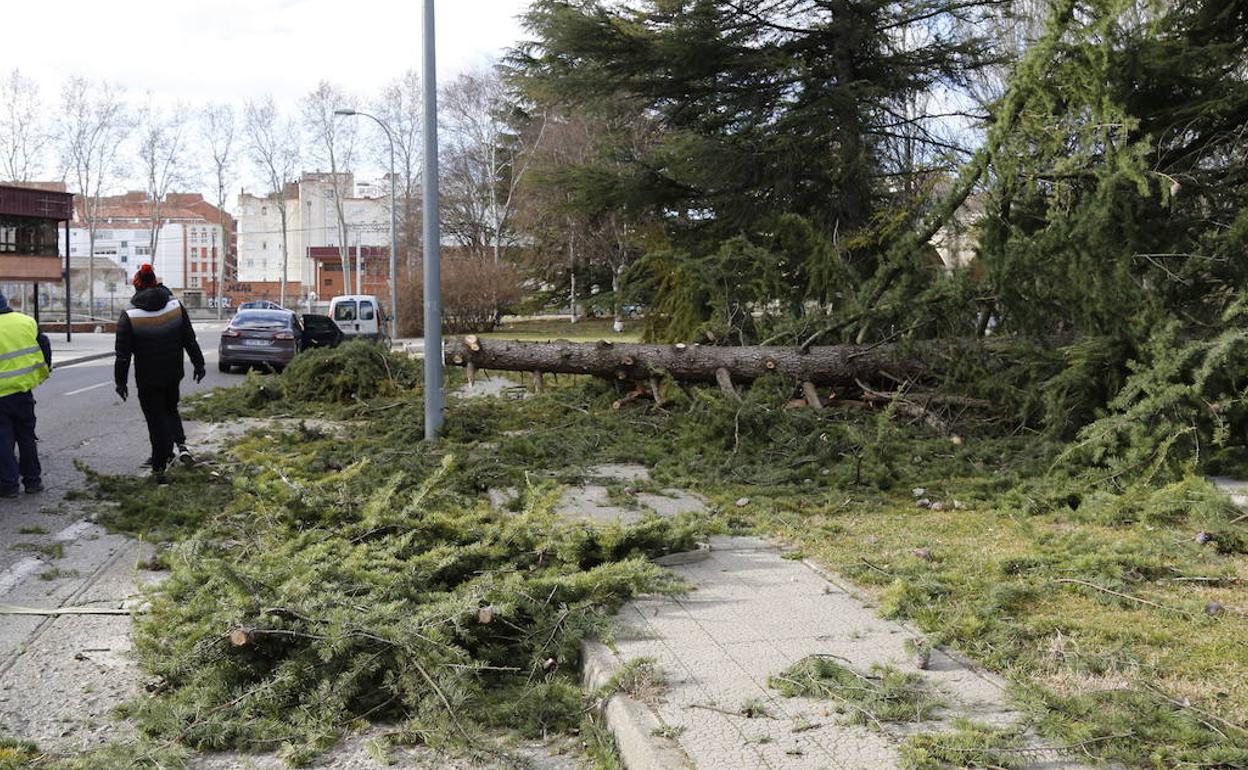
[0,325,239,575]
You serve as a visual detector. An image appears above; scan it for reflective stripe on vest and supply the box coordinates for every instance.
[0,313,49,397]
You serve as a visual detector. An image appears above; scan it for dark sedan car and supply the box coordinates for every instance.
[218,310,343,373]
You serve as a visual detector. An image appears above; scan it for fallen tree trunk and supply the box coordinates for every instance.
[444,337,934,387]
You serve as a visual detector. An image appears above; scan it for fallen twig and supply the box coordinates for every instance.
[858,557,895,578]
[686,702,776,720]
[1143,683,1248,737]
[1054,579,1194,617]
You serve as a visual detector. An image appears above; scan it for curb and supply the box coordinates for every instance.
[581,640,695,770]
[54,352,113,369]
[578,543,708,769]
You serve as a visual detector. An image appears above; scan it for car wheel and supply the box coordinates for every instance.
[218,361,230,373]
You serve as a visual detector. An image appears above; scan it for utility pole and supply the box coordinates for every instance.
[423,0,443,439]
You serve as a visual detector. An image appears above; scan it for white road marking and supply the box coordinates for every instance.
[0,557,44,595]
[64,382,111,397]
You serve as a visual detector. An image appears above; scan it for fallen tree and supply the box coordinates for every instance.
[445,336,937,391]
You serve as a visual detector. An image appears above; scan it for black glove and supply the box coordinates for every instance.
[193,367,206,383]
[115,385,128,402]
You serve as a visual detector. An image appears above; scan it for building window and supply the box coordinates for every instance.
[136,246,151,256]
[0,216,59,256]
[120,240,128,247]
[191,277,199,288]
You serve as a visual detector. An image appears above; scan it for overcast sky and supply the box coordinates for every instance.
[7,0,534,192]
[10,0,532,105]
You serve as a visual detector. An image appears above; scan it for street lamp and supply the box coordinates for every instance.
[422,0,444,440]
[334,108,399,343]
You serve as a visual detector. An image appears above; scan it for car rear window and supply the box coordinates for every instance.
[232,311,292,330]
[334,301,357,322]
[359,301,375,321]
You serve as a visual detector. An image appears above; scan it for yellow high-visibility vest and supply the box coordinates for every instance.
[0,312,49,397]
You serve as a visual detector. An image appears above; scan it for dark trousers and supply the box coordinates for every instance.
[0,390,40,492]
[137,382,185,471]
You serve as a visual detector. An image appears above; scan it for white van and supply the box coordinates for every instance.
[329,295,388,343]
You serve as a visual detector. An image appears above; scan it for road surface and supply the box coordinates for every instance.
[0,326,235,575]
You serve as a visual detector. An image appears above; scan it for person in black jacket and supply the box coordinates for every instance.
[115,265,206,481]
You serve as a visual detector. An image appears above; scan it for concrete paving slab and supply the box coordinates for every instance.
[636,489,708,518]
[557,485,647,525]
[0,540,158,752]
[588,535,1095,770]
[588,464,652,483]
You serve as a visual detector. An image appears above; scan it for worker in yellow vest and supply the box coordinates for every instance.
[0,290,51,498]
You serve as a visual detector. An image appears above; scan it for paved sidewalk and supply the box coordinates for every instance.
[555,465,1092,770]
[49,332,116,367]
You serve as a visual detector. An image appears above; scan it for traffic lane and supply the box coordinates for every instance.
[0,331,235,573]
[41,330,229,471]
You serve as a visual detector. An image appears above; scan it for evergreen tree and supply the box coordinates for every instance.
[512,0,1001,339]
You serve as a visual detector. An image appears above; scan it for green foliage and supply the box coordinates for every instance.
[188,341,421,420]
[80,408,701,762]
[770,656,941,727]
[899,719,1026,770]
[1064,300,1248,484]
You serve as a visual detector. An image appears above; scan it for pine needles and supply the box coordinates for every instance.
[770,656,942,729]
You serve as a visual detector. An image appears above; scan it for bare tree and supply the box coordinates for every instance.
[59,76,130,317]
[0,69,47,182]
[302,81,358,292]
[243,97,299,306]
[375,69,423,271]
[200,102,235,317]
[440,66,538,264]
[137,98,194,258]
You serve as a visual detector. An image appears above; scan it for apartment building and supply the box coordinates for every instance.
[62,192,235,307]
[235,172,390,303]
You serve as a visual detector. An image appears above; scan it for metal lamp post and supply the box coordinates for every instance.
[333,108,399,342]
[422,0,444,439]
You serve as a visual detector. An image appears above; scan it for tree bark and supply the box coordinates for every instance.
[445,338,936,387]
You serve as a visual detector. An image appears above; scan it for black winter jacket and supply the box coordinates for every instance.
[114,287,206,389]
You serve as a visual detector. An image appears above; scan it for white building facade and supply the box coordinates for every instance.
[236,173,389,300]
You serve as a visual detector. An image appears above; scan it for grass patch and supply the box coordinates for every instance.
[480,318,642,344]
[38,567,79,581]
[0,737,39,768]
[770,656,941,728]
[10,542,62,560]
[17,526,47,535]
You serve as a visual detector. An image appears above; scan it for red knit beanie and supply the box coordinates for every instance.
[133,264,158,290]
